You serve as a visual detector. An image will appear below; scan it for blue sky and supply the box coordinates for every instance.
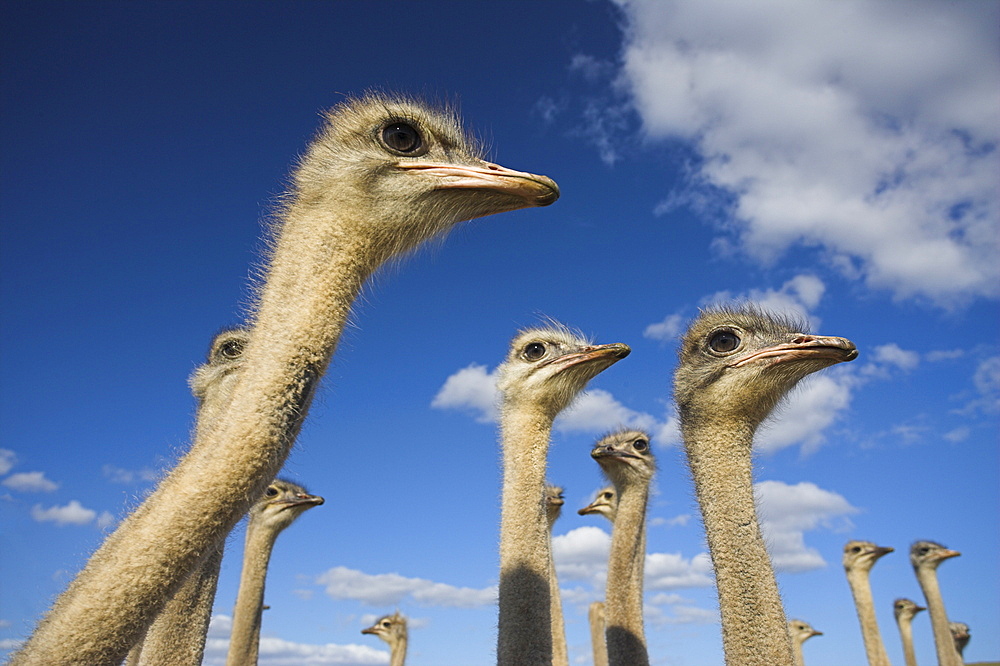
[1,2,997,665]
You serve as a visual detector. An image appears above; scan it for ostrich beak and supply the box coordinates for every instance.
[872,545,894,559]
[933,548,961,561]
[810,630,824,637]
[730,335,858,368]
[397,161,559,206]
[550,343,632,371]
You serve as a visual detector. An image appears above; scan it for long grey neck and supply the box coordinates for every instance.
[914,567,962,666]
[226,524,280,666]
[682,417,794,666]
[497,408,554,666]
[845,567,891,666]
[896,616,919,666]
[604,479,650,666]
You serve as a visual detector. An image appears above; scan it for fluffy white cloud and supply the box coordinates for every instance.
[555,389,660,434]
[755,372,854,455]
[972,355,1000,413]
[316,566,496,608]
[30,500,97,526]
[552,526,612,586]
[1,471,58,492]
[754,480,859,572]
[871,344,920,372]
[202,633,387,666]
[429,364,498,423]
[614,0,999,305]
[643,313,686,342]
[0,449,15,475]
[645,551,714,589]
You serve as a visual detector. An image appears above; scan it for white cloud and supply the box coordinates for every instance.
[643,313,686,342]
[555,389,660,434]
[943,427,970,444]
[0,449,15,475]
[614,0,1000,305]
[972,355,1000,413]
[645,603,718,626]
[552,526,612,586]
[30,500,98,526]
[1,471,58,492]
[429,364,498,423]
[754,480,860,572]
[645,551,714,589]
[926,349,965,362]
[755,373,854,455]
[871,344,920,372]
[316,566,496,608]
[96,511,116,530]
[0,638,24,651]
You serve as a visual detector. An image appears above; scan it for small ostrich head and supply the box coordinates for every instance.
[910,540,960,571]
[674,306,857,429]
[189,327,250,402]
[290,93,559,260]
[578,486,617,522]
[545,484,565,528]
[362,611,408,647]
[842,540,894,573]
[893,598,926,622]
[591,429,656,489]
[249,478,324,534]
[497,324,630,418]
[949,621,970,655]
[787,619,823,644]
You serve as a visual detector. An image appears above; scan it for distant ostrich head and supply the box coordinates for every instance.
[250,479,324,534]
[578,486,617,521]
[843,540,895,573]
[591,429,656,488]
[545,484,565,527]
[910,540,960,571]
[893,598,926,622]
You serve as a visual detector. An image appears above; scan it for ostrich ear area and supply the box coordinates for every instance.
[397,161,559,207]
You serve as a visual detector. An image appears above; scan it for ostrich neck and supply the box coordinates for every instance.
[791,639,805,666]
[497,408,554,666]
[682,417,794,666]
[605,479,650,666]
[896,617,919,666]
[589,602,608,666]
[390,637,408,666]
[11,210,374,666]
[914,567,962,666]
[845,568,890,666]
[547,522,569,666]
[136,545,225,666]
[226,524,280,666]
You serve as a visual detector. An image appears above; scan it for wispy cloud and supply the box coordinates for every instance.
[102,464,159,485]
[613,0,999,305]
[316,566,496,608]
[0,449,16,475]
[755,480,859,572]
[2,471,59,492]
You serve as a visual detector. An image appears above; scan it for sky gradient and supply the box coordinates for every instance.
[2,2,998,665]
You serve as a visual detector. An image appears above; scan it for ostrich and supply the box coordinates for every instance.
[362,612,408,666]
[128,328,252,666]
[589,601,609,666]
[787,619,822,666]
[843,540,894,666]
[496,324,629,666]
[11,93,559,666]
[545,484,569,666]
[893,598,926,666]
[225,479,324,666]
[592,429,655,666]
[949,622,970,660]
[578,486,617,522]
[911,540,962,666]
[673,306,858,665]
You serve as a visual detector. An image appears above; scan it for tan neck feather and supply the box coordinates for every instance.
[226,523,281,666]
[896,615,919,666]
[845,567,890,666]
[682,417,794,666]
[914,567,962,666]
[604,479,650,666]
[497,408,554,666]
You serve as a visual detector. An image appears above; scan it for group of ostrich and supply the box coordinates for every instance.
[6,93,973,666]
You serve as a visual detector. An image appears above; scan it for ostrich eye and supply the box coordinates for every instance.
[851,546,861,553]
[523,342,547,361]
[708,330,740,353]
[382,621,391,628]
[265,486,279,497]
[219,339,244,360]
[382,122,422,153]
[603,492,613,500]
[633,438,648,452]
